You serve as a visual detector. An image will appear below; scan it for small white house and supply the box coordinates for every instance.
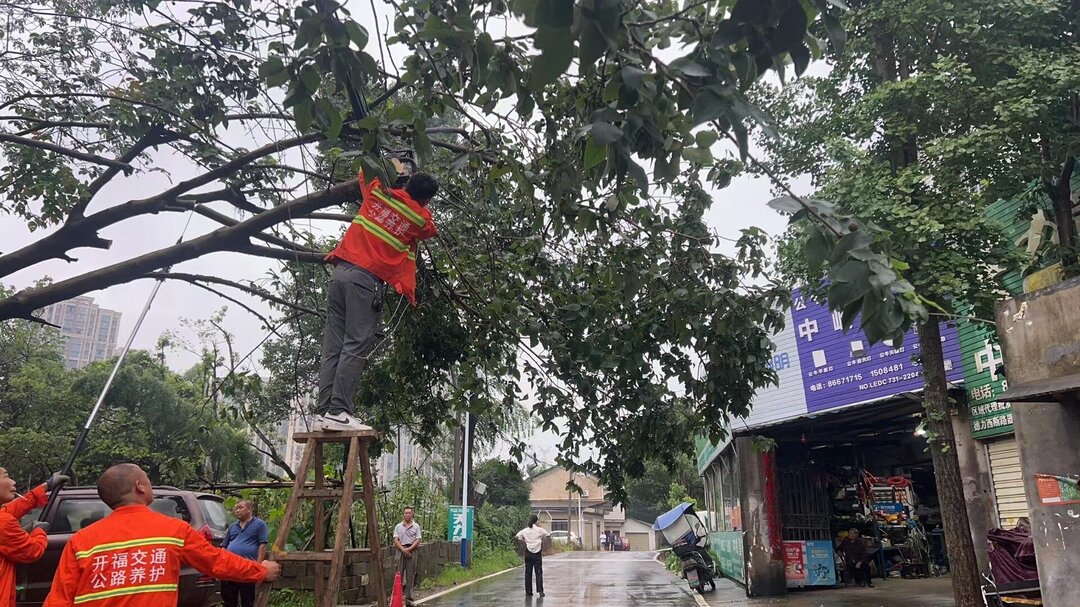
[623,517,660,551]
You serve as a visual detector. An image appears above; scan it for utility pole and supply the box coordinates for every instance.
[460,410,470,567]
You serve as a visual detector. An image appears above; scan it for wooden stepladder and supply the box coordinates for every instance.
[255,430,388,607]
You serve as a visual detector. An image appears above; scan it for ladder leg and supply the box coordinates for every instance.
[322,436,361,607]
[254,437,318,607]
[313,442,326,602]
[359,440,388,607]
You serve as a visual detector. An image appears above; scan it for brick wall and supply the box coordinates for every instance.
[272,541,459,603]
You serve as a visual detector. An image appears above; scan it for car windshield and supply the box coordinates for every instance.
[197,496,229,532]
[19,495,191,532]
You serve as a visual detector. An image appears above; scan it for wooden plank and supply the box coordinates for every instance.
[253,436,317,607]
[275,552,335,562]
[292,429,379,443]
[323,436,361,607]
[300,488,346,499]
[359,440,388,607]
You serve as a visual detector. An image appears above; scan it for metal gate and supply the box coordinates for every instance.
[779,467,832,541]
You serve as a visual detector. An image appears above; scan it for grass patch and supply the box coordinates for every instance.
[268,588,315,607]
[419,548,521,590]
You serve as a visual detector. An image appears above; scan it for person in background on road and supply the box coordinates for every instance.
[515,515,549,597]
[0,468,68,607]
[393,506,422,606]
[839,528,874,588]
[314,164,439,433]
[42,464,280,607]
[600,530,607,552]
[220,500,269,607]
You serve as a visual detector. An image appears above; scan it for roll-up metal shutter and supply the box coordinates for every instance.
[988,437,1029,528]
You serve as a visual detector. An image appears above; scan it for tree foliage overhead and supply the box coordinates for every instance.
[0,0,848,499]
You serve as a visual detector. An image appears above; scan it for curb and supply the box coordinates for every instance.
[412,565,521,604]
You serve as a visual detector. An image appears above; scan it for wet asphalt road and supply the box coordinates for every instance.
[417,551,699,607]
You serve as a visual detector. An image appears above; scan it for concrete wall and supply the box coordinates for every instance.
[272,541,458,603]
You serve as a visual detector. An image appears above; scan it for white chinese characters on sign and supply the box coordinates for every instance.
[797,318,819,343]
[973,339,1004,382]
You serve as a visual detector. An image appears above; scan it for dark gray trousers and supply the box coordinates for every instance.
[317,261,384,415]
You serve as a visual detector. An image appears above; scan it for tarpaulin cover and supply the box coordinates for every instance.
[987,521,1039,585]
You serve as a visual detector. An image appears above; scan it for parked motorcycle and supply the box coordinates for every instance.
[654,503,717,593]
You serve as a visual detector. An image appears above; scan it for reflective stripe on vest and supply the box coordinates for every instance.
[74,583,179,604]
[372,188,426,227]
[353,215,409,253]
[75,537,184,560]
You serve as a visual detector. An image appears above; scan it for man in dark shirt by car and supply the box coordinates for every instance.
[220,501,269,607]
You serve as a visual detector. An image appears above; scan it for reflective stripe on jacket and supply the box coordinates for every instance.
[325,172,438,304]
[43,505,265,607]
[0,485,48,607]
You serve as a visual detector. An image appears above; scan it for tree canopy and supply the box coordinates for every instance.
[0,0,850,499]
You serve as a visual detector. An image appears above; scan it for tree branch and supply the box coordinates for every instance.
[0,180,360,320]
[67,126,175,222]
[145,272,324,317]
[0,132,134,171]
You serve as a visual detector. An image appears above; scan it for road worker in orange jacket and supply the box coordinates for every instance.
[42,464,281,607]
[314,164,439,433]
[0,467,68,607]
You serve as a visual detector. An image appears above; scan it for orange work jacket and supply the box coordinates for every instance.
[42,505,266,607]
[325,172,438,304]
[0,485,48,607]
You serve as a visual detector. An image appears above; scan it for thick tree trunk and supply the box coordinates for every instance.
[1049,155,1076,269]
[919,320,982,607]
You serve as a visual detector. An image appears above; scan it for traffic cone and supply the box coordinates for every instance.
[390,571,404,607]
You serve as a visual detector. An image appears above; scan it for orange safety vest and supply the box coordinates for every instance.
[43,505,266,607]
[0,485,48,607]
[325,172,438,305]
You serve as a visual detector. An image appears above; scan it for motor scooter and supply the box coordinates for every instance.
[655,503,718,593]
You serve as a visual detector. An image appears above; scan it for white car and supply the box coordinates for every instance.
[549,530,581,547]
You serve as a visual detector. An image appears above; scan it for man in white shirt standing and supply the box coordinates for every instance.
[515,515,550,597]
[393,507,422,605]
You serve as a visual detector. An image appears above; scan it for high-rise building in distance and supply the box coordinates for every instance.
[37,296,122,369]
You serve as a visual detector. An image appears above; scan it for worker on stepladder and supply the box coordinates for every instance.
[314,160,439,432]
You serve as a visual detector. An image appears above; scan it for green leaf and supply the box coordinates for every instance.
[529,28,574,90]
[316,97,343,139]
[258,56,285,78]
[295,18,322,50]
[578,22,609,68]
[694,130,718,149]
[773,4,808,53]
[791,44,810,76]
[413,118,434,163]
[345,22,369,49]
[299,65,320,94]
[293,99,314,132]
[590,122,623,145]
[823,13,846,55]
[584,139,607,170]
[690,85,733,127]
[804,225,831,272]
[535,0,573,28]
[681,146,713,165]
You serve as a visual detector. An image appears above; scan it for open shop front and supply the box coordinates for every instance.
[759,396,949,590]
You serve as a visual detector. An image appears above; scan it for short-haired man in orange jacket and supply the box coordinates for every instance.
[0,467,68,607]
[42,464,280,607]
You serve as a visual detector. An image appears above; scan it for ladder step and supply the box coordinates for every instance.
[274,549,373,562]
[293,429,379,443]
[298,488,345,499]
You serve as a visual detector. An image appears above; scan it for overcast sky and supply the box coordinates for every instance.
[0,0,816,468]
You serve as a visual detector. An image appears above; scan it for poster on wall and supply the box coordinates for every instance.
[785,540,837,587]
[783,542,806,584]
[790,290,965,413]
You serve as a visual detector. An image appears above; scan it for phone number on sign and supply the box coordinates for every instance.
[859,371,922,391]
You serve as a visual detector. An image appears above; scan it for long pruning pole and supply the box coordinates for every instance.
[39,278,167,521]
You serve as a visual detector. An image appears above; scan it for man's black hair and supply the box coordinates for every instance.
[404,173,439,205]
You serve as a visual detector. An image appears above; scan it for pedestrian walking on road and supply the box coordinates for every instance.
[393,507,422,606]
[515,515,549,597]
[220,500,269,607]
[0,467,68,607]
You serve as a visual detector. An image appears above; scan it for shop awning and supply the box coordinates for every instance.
[995,372,1080,403]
